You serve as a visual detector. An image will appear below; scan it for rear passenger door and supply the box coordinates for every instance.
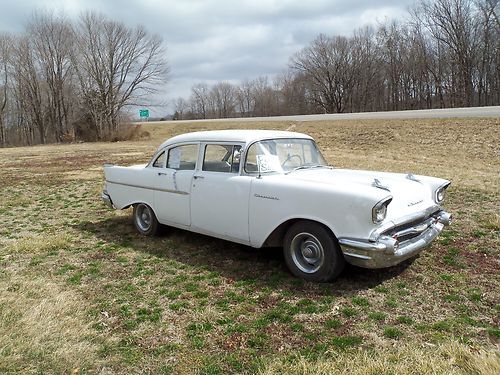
[154,143,198,227]
[190,143,251,243]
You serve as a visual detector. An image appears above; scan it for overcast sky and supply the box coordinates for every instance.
[0,0,415,116]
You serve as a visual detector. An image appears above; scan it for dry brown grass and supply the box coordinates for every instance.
[0,117,498,374]
[5,234,72,254]
[0,276,99,373]
[262,341,500,375]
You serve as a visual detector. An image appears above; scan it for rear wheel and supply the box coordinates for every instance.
[133,203,159,236]
[283,221,345,282]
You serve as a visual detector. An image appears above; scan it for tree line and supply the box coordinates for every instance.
[174,0,499,120]
[0,0,497,146]
[0,11,168,147]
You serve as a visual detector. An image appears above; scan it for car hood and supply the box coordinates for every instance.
[285,168,435,218]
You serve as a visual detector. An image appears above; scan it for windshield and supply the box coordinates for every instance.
[244,138,328,174]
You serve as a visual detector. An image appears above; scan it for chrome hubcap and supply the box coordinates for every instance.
[290,232,324,273]
[136,204,152,231]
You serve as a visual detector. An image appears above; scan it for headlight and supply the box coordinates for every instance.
[435,182,451,204]
[436,189,445,202]
[372,197,392,224]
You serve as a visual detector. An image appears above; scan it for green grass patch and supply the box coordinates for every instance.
[384,326,404,339]
[432,320,452,332]
[486,327,500,338]
[443,294,460,302]
[374,285,389,294]
[169,301,188,311]
[467,289,482,302]
[341,306,358,317]
[351,296,370,307]
[324,318,342,329]
[443,247,463,268]
[385,297,398,308]
[368,311,386,321]
[330,335,363,349]
[397,316,414,325]
[67,271,84,285]
[439,273,453,281]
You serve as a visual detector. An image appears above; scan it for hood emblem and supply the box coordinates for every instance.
[406,173,421,183]
[372,178,391,192]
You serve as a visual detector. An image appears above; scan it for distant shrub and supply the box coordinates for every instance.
[72,112,99,142]
[108,124,150,142]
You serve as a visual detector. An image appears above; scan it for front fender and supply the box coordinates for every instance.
[248,177,386,248]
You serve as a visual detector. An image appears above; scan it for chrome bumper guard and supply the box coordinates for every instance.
[101,190,114,208]
[338,211,452,269]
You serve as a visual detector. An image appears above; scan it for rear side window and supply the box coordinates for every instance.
[203,144,242,173]
[167,144,198,170]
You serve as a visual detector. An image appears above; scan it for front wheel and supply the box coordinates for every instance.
[283,221,345,282]
[133,203,159,236]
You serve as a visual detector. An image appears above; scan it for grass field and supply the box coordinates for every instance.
[0,118,499,374]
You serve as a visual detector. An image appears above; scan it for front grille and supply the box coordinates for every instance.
[383,212,440,243]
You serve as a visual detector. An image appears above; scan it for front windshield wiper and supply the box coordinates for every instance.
[285,165,332,175]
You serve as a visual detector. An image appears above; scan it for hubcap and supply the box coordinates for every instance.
[290,232,324,273]
[136,204,152,231]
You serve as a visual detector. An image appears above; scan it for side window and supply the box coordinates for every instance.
[203,144,242,173]
[152,151,166,168]
[167,144,198,170]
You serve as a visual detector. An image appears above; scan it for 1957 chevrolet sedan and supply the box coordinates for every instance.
[102,130,452,282]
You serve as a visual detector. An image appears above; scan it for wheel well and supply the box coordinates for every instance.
[130,202,160,219]
[262,219,338,247]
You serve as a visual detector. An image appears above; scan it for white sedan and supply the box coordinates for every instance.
[102,130,452,282]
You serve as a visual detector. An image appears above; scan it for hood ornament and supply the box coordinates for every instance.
[406,173,421,183]
[372,178,391,192]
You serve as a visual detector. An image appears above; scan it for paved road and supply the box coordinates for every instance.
[147,106,500,124]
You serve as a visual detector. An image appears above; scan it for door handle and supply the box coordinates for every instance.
[157,172,167,176]
[193,175,204,179]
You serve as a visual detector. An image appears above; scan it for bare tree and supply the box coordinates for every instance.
[72,11,168,139]
[28,12,75,142]
[413,0,480,106]
[13,37,47,144]
[351,27,381,112]
[190,83,209,119]
[252,76,275,116]
[173,97,188,120]
[291,34,357,113]
[236,79,255,116]
[276,71,313,115]
[210,82,236,118]
[0,33,12,147]
[475,0,499,105]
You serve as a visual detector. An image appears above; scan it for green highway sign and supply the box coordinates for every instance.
[139,109,149,118]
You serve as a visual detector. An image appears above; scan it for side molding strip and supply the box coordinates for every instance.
[106,180,189,195]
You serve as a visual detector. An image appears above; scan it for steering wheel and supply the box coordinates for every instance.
[281,154,302,167]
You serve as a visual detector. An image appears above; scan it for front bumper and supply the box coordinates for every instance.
[338,210,452,268]
[101,190,114,208]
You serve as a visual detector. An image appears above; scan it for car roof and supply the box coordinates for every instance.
[157,129,313,150]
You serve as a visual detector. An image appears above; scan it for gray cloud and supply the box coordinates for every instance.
[0,0,415,114]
